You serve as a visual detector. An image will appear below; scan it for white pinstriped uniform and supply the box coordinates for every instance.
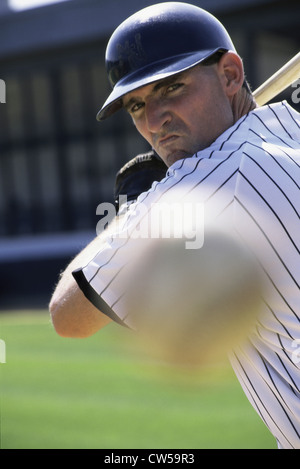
[73,101,300,449]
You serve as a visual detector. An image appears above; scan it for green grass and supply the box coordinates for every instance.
[0,310,276,449]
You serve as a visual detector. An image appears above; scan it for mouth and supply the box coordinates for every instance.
[158,135,179,147]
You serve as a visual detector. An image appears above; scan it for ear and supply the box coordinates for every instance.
[217,52,245,97]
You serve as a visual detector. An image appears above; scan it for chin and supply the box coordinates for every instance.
[166,151,193,167]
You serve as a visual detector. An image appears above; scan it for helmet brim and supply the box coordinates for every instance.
[96,48,227,121]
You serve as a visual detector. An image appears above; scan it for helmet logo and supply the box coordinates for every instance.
[117,33,147,71]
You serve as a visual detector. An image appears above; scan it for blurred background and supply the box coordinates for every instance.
[0,0,299,309]
[0,0,299,450]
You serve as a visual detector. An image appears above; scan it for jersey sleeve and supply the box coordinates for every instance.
[72,209,149,328]
[72,266,128,327]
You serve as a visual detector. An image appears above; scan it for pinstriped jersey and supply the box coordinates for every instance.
[73,101,300,448]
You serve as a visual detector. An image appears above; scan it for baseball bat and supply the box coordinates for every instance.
[253,51,300,106]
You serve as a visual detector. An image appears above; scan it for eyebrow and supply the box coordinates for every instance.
[123,72,185,111]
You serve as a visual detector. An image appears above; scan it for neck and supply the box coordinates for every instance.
[231,87,257,123]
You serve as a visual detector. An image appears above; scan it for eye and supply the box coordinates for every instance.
[130,102,144,114]
[166,83,183,93]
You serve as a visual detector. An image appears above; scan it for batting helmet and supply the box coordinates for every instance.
[97,2,236,121]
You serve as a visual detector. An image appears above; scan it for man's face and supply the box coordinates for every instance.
[123,63,235,167]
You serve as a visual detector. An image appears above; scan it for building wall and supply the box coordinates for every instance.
[0,42,149,238]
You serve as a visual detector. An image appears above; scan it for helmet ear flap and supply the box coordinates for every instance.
[97,2,236,121]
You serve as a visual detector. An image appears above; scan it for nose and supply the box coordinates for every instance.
[145,99,171,134]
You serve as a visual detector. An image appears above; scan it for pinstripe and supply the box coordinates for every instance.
[275,344,300,394]
[248,140,300,188]
[252,111,300,151]
[249,126,300,170]
[188,141,246,196]
[248,132,300,177]
[232,357,272,428]
[243,150,300,218]
[234,196,300,323]
[263,301,295,340]
[258,351,299,421]
[268,105,293,140]
[232,351,295,448]
[282,101,300,130]
[237,171,300,255]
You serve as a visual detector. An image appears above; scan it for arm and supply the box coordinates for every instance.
[50,150,167,339]
[49,233,113,338]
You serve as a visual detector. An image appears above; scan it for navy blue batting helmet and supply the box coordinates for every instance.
[97,2,236,121]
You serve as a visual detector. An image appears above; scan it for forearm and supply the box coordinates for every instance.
[49,232,113,338]
[50,150,166,339]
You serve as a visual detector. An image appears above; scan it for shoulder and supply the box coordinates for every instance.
[248,101,300,143]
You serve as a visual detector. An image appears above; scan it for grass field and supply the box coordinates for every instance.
[0,310,276,449]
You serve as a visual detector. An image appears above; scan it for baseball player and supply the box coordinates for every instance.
[50,3,300,448]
